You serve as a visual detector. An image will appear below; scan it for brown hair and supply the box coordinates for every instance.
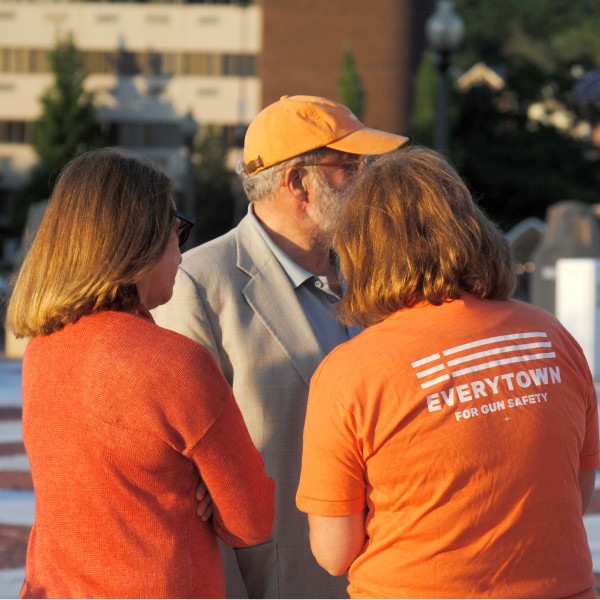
[6,147,174,337]
[334,146,516,327]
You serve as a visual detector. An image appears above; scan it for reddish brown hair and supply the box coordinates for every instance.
[334,146,516,326]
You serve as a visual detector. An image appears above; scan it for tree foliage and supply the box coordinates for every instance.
[338,46,365,120]
[452,86,599,232]
[452,0,600,70]
[15,35,103,230]
[409,51,437,147]
[192,127,237,244]
[417,0,600,231]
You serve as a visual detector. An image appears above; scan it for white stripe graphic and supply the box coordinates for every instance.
[420,374,451,389]
[411,353,441,368]
[451,352,557,377]
[443,332,548,356]
[447,341,553,366]
[411,331,554,390]
[415,363,446,379]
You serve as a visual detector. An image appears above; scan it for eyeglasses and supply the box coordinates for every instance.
[173,210,194,248]
[295,159,363,173]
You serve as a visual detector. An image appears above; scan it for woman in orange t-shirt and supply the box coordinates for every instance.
[7,147,274,598]
[296,147,599,598]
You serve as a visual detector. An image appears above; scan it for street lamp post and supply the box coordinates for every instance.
[426,0,465,155]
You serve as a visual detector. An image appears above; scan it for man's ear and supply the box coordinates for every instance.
[282,166,309,201]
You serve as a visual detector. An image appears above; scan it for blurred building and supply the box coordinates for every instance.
[0,0,433,241]
[456,62,504,93]
[0,0,262,237]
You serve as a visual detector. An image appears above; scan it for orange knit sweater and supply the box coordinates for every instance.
[20,309,274,599]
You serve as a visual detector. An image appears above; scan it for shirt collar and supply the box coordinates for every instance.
[247,204,315,289]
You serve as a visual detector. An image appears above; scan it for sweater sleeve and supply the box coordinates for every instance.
[145,307,274,546]
[186,392,275,547]
[296,357,366,517]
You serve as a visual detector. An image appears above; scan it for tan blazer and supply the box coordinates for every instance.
[152,214,349,599]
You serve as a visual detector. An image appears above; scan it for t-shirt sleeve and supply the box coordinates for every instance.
[296,358,366,517]
[561,326,600,470]
[579,360,600,470]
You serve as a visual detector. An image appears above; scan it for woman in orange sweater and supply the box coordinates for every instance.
[6,147,274,599]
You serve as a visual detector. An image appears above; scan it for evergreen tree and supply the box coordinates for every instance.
[15,35,103,229]
[408,51,438,147]
[338,46,365,120]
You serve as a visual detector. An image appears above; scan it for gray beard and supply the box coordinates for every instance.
[307,172,345,248]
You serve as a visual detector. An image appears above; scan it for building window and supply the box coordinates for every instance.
[0,49,10,73]
[198,15,220,24]
[96,13,119,23]
[222,54,256,76]
[138,51,166,76]
[196,87,219,96]
[28,0,256,3]
[43,12,69,24]
[28,50,51,73]
[146,13,171,24]
[0,47,257,77]
[0,48,50,73]
[86,51,114,74]
[187,53,221,76]
[0,121,35,144]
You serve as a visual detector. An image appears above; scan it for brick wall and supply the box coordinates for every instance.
[261,0,435,135]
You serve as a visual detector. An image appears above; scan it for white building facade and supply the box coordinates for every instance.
[0,0,261,211]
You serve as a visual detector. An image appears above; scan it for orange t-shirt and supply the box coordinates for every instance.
[297,294,599,598]
[21,309,274,599]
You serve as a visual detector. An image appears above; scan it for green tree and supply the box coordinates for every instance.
[452,86,600,232]
[193,127,237,244]
[15,35,103,229]
[338,46,365,120]
[441,0,600,230]
[408,51,438,146]
[452,0,600,71]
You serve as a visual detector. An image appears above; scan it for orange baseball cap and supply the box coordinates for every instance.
[242,95,409,175]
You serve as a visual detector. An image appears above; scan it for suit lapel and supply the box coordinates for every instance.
[234,215,325,387]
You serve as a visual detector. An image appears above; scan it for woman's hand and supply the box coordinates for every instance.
[196,479,213,521]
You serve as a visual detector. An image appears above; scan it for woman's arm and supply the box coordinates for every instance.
[190,394,275,547]
[307,512,366,576]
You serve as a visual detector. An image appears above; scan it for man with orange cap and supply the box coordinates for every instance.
[153,95,407,598]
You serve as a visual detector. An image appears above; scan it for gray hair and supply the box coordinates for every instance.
[236,147,331,203]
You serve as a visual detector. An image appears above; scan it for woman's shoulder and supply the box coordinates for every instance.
[61,310,217,373]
